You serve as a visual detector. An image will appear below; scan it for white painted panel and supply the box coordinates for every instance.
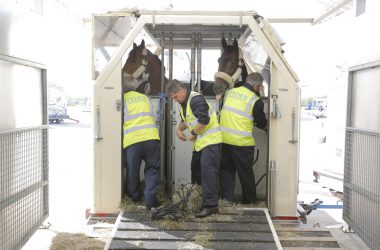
[172,101,193,189]
[0,60,42,131]
[351,66,380,132]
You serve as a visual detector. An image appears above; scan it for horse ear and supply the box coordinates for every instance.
[233,38,239,50]
[221,37,228,50]
[133,43,137,49]
[141,39,145,48]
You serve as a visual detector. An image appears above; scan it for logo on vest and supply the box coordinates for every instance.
[126,96,146,104]
[228,91,248,102]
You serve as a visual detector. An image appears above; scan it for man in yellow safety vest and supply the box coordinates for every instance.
[123,76,160,210]
[167,79,222,218]
[219,72,267,204]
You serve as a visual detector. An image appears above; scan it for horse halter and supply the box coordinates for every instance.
[214,48,244,88]
[125,47,150,87]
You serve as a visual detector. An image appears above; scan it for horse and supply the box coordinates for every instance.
[122,40,164,96]
[214,37,248,96]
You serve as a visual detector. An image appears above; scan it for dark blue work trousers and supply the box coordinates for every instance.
[191,143,221,208]
[219,143,257,203]
[124,139,160,207]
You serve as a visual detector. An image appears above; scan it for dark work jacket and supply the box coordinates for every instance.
[180,87,210,125]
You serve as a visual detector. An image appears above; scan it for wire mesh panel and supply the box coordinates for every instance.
[343,127,380,249]
[0,126,48,250]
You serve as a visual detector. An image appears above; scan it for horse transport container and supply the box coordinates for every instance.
[92,11,300,219]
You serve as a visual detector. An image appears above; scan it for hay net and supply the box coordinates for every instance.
[150,183,202,220]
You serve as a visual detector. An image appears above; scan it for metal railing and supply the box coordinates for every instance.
[343,127,380,249]
[0,126,49,250]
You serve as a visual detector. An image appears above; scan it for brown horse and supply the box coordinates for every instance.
[214,37,247,95]
[122,39,233,96]
[122,40,164,96]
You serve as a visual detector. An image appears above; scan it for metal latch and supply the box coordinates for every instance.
[95,106,103,141]
[115,99,121,112]
[289,107,299,144]
[271,95,281,118]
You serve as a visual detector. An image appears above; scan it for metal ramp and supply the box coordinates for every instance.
[106,208,280,250]
[275,224,342,249]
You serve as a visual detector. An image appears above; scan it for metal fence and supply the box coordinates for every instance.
[0,126,49,250]
[343,127,380,249]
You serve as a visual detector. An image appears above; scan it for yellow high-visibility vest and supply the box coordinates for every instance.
[220,86,259,146]
[123,91,159,148]
[179,91,222,152]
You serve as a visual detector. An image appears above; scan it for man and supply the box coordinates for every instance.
[123,75,160,210]
[219,72,267,204]
[167,80,222,218]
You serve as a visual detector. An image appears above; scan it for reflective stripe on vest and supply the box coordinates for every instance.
[220,87,259,146]
[123,91,159,148]
[180,91,222,151]
[124,112,154,121]
[220,127,252,137]
[222,106,253,120]
[124,124,157,135]
[197,126,221,139]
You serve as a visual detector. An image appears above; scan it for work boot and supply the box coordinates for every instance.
[195,206,219,218]
[146,199,160,211]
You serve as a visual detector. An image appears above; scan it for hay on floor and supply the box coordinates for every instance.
[50,233,105,250]
[119,183,170,211]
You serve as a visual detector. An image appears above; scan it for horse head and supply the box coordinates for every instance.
[214,37,247,96]
[122,40,163,95]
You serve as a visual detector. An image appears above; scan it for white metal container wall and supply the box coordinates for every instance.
[93,11,300,216]
[94,61,123,213]
[268,62,300,217]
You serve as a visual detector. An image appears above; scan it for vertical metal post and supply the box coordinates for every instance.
[268,160,277,215]
[191,33,196,91]
[41,69,48,126]
[169,33,173,81]
[168,33,174,193]
[196,33,202,93]
[160,33,166,183]
[41,68,49,216]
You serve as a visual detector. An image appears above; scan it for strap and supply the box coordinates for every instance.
[157,92,168,118]
[214,71,235,88]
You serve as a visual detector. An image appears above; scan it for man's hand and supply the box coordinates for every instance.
[187,133,196,142]
[176,129,187,141]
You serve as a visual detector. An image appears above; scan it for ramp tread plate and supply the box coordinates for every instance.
[109,239,277,250]
[109,209,277,250]
[275,226,341,248]
[118,221,271,232]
